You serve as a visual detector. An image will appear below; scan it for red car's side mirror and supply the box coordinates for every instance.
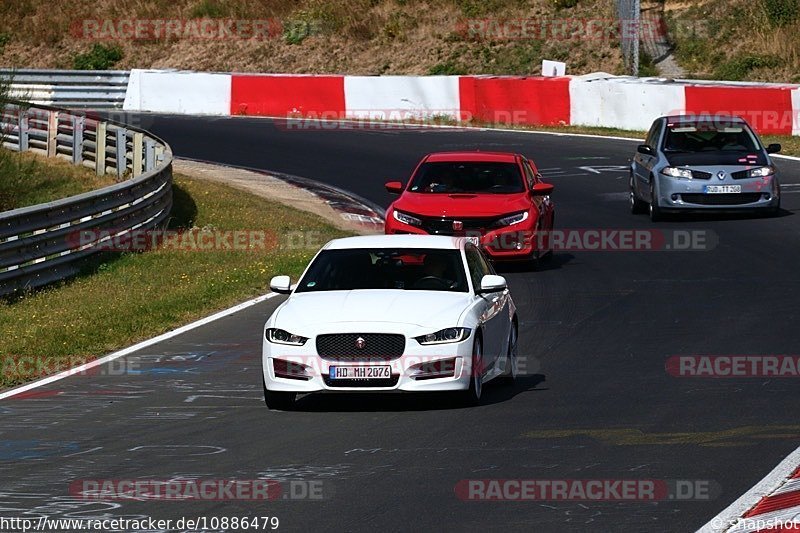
[385,181,404,194]
[531,182,554,196]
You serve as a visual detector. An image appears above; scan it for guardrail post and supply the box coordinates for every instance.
[144,138,156,172]
[47,110,59,157]
[19,110,29,152]
[72,115,84,165]
[115,128,126,179]
[95,122,107,176]
[132,132,143,177]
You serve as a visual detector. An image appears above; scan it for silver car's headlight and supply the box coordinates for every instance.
[494,211,529,227]
[660,167,694,179]
[265,328,308,346]
[747,166,774,178]
[415,327,471,345]
[393,210,422,226]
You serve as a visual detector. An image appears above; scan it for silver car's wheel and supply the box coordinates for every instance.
[630,177,647,214]
[649,180,663,222]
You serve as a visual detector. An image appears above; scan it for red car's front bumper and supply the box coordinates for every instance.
[385,213,545,261]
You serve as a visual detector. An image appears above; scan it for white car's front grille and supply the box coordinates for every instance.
[316,333,405,361]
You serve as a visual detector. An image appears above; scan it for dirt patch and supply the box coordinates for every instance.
[173,158,382,235]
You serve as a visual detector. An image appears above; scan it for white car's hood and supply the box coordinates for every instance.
[275,290,472,331]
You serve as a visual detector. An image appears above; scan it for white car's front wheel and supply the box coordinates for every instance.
[461,336,483,406]
[263,376,296,411]
[500,322,518,384]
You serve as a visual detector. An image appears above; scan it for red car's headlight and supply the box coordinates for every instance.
[393,210,422,226]
[493,211,529,228]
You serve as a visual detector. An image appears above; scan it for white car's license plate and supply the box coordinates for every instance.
[329,365,391,379]
[704,185,741,194]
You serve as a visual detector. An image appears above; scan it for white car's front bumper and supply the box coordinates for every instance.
[262,334,475,393]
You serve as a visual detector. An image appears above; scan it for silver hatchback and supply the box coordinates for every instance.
[630,115,782,221]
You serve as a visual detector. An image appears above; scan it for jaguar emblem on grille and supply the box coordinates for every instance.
[452,220,463,231]
[355,337,366,349]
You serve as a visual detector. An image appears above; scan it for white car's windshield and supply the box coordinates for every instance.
[296,248,469,293]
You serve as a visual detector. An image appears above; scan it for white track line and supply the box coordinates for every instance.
[0,292,280,400]
[696,446,800,533]
[217,113,800,162]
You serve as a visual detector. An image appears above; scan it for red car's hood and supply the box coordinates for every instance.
[392,192,530,218]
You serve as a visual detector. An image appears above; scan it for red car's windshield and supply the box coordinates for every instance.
[408,161,526,194]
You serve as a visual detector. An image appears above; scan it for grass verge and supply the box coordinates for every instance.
[0,149,116,212]
[0,174,350,389]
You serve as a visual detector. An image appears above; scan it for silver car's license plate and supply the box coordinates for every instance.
[329,365,391,379]
[704,185,741,194]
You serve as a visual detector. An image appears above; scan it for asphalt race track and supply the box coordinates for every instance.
[3,115,800,532]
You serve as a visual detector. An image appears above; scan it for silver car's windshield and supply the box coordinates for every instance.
[295,248,469,293]
[663,122,760,153]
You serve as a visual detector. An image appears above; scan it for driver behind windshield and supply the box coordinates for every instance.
[415,253,457,289]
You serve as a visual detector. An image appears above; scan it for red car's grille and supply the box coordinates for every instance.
[418,216,500,236]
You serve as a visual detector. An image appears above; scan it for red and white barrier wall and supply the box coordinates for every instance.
[124,69,800,136]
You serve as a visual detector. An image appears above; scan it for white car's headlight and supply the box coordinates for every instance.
[415,327,471,345]
[265,328,308,346]
[747,166,774,178]
[660,167,694,179]
[494,211,529,227]
[393,210,422,226]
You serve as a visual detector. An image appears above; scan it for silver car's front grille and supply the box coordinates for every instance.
[731,170,750,180]
[690,170,712,180]
[681,193,763,206]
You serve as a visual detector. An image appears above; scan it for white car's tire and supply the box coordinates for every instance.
[263,376,296,410]
[499,322,518,384]
[461,336,483,406]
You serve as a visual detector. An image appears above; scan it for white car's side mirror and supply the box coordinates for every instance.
[270,275,292,294]
[478,274,507,294]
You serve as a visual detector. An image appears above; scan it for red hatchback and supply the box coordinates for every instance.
[384,151,555,262]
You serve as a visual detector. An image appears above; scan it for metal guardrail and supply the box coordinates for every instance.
[2,69,130,109]
[0,101,173,296]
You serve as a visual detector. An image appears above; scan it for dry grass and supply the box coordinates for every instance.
[0,173,349,389]
[667,0,800,82]
[0,0,623,75]
[0,148,115,211]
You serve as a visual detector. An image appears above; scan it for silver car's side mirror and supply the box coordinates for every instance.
[637,144,653,155]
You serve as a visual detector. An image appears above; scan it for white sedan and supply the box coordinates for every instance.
[262,235,519,409]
